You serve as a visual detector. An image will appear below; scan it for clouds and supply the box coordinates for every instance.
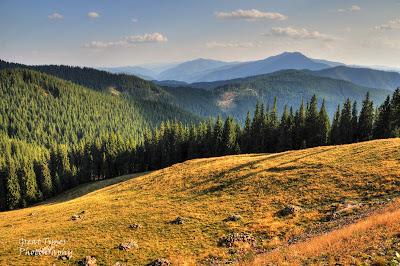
[336,5,361,12]
[87,12,100,18]
[84,41,129,49]
[47,13,64,19]
[215,9,287,21]
[269,27,341,41]
[126,33,167,43]
[206,41,253,48]
[382,38,400,49]
[84,33,168,48]
[349,5,361,11]
[373,19,400,30]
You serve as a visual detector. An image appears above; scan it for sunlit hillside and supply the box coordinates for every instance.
[0,139,399,265]
[244,198,400,265]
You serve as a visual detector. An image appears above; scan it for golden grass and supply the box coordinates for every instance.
[246,199,400,265]
[0,139,399,265]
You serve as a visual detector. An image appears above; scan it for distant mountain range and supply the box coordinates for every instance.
[99,52,333,82]
[98,52,400,90]
[192,52,330,82]
[98,66,157,80]
[305,66,400,91]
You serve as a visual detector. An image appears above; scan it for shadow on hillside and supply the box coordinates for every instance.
[34,171,152,206]
[194,147,336,197]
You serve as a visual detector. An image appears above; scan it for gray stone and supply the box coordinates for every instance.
[173,216,186,225]
[71,215,82,221]
[119,240,138,251]
[58,253,72,260]
[129,223,142,229]
[79,256,97,266]
[148,258,171,266]
[280,204,303,216]
[227,214,242,221]
[218,232,255,247]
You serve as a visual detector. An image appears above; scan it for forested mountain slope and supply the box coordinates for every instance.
[0,59,221,118]
[208,70,392,120]
[0,68,202,147]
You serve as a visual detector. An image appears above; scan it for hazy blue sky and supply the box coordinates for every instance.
[1,0,399,67]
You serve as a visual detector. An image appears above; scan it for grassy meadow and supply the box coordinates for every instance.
[0,138,399,265]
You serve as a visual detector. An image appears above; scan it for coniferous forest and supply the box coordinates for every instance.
[1,65,400,211]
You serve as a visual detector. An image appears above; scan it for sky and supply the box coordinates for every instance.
[1,0,400,68]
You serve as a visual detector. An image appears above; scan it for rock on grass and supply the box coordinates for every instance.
[148,258,171,266]
[79,256,96,266]
[119,240,138,251]
[279,204,303,216]
[218,232,255,247]
[173,216,186,225]
[71,215,82,221]
[129,223,142,229]
[227,213,242,221]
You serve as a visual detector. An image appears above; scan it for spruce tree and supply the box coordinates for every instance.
[187,123,198,159]
[204,118,213,157]
[358,92,374,141]
[37,158,53,198]
[222,116,236,155]
[373,96,391,139]
[305,94,319,147]
[293,99,306,149]
[235,121,242,153]
[242,111,252,153]
[339,98,353,144]
[213,115,224,156]
[351,101,359,142]
[389,88,400,137]
[5,158,21,209]
[20,156,41,204]
[277,105,291,151]
[267,98,279,152]
[330,105,341,145]
[251,101,265,152]
[317,99,331,146]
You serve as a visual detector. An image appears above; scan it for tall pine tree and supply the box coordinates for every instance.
[358,92,374,141]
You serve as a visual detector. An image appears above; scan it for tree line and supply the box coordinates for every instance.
[1,88,400,211]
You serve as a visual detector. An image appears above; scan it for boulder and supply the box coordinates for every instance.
[119,240,138,251]
[71,215,82,221]
[79,256,97,266]
[279,204,303,216]
[148,258,171,266]
[129,223,142,229]
[218,232,255,247]
[58,253,72,260]
[227,214,242,221]
[173,216,186,225]
[329,201,363,220]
